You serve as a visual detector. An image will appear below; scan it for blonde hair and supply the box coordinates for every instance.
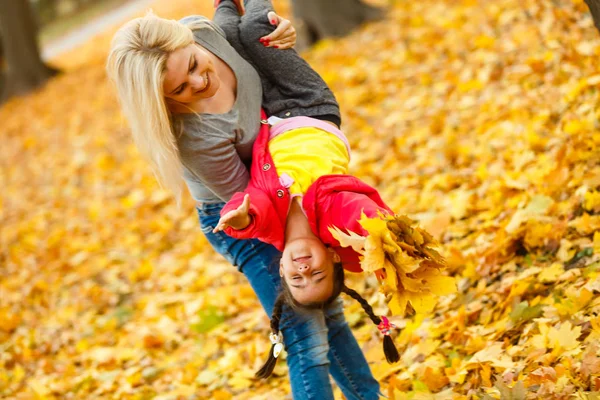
[106,12,212,202]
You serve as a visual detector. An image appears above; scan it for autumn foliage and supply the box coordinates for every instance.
[1,0,600,398]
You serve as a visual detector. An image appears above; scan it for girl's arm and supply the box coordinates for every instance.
[214,193,252,232]
[215,189,285,249]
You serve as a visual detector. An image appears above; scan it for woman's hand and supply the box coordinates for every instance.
[260,11,296,50]
[213,194,252,233]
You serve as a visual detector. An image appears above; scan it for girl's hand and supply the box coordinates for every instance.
[213,194,252,233]
[260,11,296,49]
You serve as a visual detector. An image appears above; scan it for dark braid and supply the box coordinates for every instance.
[255,293,285,379]
[342,286,400,363]
[342,286,381,325]
[270,294,284,333]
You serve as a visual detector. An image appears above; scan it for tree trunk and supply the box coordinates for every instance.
[585,0,600,34]
[291,0,384,50]
[0,0,58,104]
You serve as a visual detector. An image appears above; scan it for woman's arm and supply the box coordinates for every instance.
[179,136,250,202]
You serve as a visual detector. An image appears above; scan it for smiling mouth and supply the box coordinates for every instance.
[195,72,210,94]
[293,256,312,263]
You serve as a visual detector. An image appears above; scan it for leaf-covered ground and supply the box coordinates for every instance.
[1,0,600,398]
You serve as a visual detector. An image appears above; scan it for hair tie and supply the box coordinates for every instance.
[377,316,396,336]
[269,332,284,358]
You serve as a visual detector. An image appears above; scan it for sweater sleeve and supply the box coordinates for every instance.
[179,15,228,39]
[221,187,285,250]
[178,132,251,202]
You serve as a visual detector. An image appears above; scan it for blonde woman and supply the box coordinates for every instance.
[107,1,380,398]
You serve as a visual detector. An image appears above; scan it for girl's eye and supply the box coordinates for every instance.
[191,59,197,72]
[175,85,186,95]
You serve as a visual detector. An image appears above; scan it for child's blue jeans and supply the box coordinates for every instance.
[197,202,380,400]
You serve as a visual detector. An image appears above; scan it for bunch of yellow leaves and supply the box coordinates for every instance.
[330,213,456,316]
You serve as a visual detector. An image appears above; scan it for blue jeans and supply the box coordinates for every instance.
[197,202,380,400]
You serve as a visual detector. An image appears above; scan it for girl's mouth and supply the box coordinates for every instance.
[293,256,312,263]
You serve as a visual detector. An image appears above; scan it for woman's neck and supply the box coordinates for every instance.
[285,198,317,244]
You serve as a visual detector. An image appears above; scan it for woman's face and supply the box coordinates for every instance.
[279,237,338,305]
[163,43,220,105]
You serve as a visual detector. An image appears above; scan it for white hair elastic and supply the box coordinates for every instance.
[269,332,284,358]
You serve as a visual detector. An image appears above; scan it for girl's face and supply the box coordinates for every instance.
[279,237,339,305]
[163,43,220,105]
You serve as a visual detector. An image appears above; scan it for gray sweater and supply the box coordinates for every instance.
[174,16,262,203]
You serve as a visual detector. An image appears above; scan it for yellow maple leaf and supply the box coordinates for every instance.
[398,271,424,293]
[383,260,398,290]
[388,246,422,273]
[531,323,551,350]
[361,235,386,273]
[358,211,389,239]
[405,291,437,315]
[388,292,408,316]
[328,225,366,253]
[584,190,600,213]
[412,268,457,296]
[547,321,582,351]
[465,343,515,370]
[569,213,600,235]
[505,195,554,233]
[539,263,564,283]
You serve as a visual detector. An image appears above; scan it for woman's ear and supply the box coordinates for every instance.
[279,263,284,277]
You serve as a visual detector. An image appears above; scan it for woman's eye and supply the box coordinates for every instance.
[191,60,197,72]
[175,85,185,95]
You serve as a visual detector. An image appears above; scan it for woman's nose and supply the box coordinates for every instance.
[190,73,206,90]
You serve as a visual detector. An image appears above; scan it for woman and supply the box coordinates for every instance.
[106,1,381,398]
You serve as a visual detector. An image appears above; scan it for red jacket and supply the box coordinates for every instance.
[221,113,393,273]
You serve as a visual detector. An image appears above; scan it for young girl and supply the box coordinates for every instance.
[208,0,414,380]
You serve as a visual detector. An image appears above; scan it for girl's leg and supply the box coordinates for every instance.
[197,203,335,400]
[238,0,341,125]
[324,298,382,400]
[213,0,246,60]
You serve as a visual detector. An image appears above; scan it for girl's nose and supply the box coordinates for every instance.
[297,264,310,274]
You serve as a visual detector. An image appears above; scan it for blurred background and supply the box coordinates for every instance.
[1,0,600,399]
[0,0,388,102]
